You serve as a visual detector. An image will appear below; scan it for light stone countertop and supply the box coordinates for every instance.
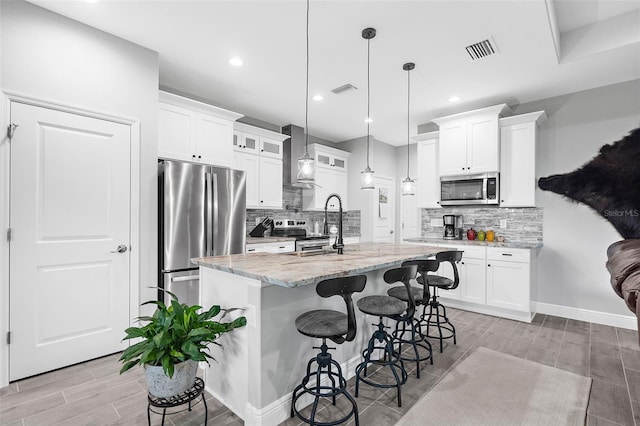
[404,238,543,250]
[193,242,445,288]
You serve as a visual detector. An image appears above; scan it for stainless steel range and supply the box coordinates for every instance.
[272,218,330,252]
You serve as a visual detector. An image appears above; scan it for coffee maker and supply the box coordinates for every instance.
[443,214,463,240]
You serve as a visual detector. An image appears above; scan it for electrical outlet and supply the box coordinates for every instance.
[255,217,261,225]
[430,218,444,227]
[500,219,507,229]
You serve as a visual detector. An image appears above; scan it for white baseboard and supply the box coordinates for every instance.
[533,302,638,330]
[244,353,362,426]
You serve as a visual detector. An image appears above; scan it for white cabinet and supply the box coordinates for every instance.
[233,123,287,209]
[433,104,511,177]
[245,241,295,254]
[431,244,486,303]
[413,132,440,208]
[158,91,242,168]
[486,247,534,313]
[408,242,537,322]
[499,111,546,207]
[303,144,351,211]
[458,246,487,305]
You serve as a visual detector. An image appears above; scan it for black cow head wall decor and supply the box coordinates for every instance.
[538,127,640,239]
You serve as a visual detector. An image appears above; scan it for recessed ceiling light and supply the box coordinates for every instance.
[229,57,244,67]
[364,117,373,123]
[449,95,461,103]
[312,95,323,101]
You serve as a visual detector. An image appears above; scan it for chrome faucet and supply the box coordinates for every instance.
[323,193,344,255]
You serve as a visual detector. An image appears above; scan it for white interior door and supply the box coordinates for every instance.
[9,102,131,380]
[401,190,419,242]
[372,176,396,243]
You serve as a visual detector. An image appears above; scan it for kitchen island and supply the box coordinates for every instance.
[192,242,444,426]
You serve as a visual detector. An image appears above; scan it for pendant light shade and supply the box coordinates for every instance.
[361,27,376,190]
[401,62,415,196]
[297,0,315,184]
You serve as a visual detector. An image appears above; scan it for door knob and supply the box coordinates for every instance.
[111,245,128,253]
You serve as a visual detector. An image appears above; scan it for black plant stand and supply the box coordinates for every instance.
[147,377,207,426]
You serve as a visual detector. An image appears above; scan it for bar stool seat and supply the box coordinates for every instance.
[295,310,347,339]
[357,295,406,317]
[386,286,424,304]
[419,274,453,288]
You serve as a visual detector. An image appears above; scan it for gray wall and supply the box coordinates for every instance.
[341,136,399,242]
[517,79,640,317]
[1,1,159,311]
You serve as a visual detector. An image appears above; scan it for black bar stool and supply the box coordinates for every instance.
[354,265,418,406]
[386,263,434,378]
[290,275,366,426]
[420,250,463,353]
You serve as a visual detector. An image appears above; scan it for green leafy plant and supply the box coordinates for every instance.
[119,289,247,378]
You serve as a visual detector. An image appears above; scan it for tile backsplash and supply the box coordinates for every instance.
[421,207,543,243]
[247,186,360,237]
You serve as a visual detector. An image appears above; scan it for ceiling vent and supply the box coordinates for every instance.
[331,83,358,94]
[465,38,498,61]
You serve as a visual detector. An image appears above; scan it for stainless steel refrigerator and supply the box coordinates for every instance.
[158,160,246,305]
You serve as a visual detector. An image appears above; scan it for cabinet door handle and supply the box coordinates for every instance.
[487,264,491,267]
[198,155,202,159]
[192,154,196,158]
[461,167,465,171]
[467,167,470,170]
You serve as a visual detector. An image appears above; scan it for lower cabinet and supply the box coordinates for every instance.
[410,242,536,322]
[460,257,487,304]
[486,247,533,313]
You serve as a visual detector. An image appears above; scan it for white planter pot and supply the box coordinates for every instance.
[144,359,198,398]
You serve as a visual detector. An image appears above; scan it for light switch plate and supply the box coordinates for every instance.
[500,219,507,229]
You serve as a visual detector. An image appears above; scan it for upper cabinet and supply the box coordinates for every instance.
[233,122,287,209]
[499,111,547,207]
[433,104,512,177]
[412,131,440,208]
[303,144,351,211]
[158,91,243,168]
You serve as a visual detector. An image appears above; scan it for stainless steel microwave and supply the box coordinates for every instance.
[440,172,499,206]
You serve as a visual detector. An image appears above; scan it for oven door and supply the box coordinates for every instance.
[296,239,330,252]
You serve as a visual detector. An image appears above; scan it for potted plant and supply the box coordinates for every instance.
[119,289,247,398]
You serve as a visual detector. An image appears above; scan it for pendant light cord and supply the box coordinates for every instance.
[366,37,371,169]
[406,66,410,179]
[304,0,309,153]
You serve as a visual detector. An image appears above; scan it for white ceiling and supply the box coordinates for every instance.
[27,0,640,146]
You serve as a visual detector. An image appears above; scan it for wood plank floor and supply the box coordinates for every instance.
[1,309,639,425]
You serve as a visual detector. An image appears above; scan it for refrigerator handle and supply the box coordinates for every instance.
[212,172,219,256]
[206,172,213,257]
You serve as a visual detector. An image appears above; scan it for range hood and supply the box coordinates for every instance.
[281,124,316,188]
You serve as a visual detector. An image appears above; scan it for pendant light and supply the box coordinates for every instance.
[296,0,315,185]
[360,27,376,190]
[401,62,416,196]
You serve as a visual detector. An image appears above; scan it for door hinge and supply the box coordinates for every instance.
[7,123,18,139]
[6,228,12,242]
[6,332,11,345]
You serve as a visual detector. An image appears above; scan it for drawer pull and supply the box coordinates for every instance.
[247,248,256,252]
[279,246,285,249]
[502,253,513,256]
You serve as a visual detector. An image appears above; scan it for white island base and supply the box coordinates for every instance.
[195,243,443,426]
